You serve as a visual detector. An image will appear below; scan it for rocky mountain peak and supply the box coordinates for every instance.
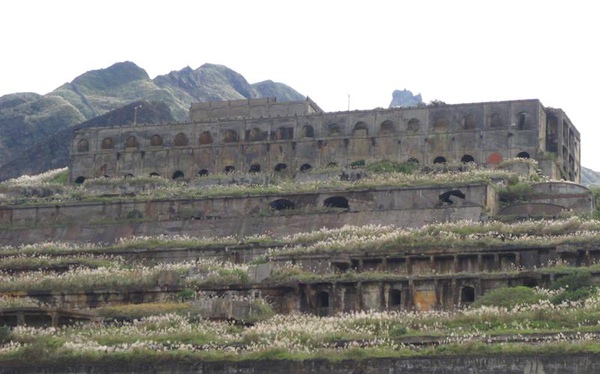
[389,89,423,108]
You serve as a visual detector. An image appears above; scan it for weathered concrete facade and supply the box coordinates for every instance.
[69,98,581,183]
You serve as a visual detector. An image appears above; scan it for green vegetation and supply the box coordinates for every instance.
[365,160,417,174]
[471,286,544,309]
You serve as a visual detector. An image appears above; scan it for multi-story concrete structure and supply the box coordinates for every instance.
[69,97,580,183]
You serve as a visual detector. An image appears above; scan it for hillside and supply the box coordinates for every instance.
[581,166,600,187]
[0,62,304,180]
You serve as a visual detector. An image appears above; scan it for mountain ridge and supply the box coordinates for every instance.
[0,62,304,180]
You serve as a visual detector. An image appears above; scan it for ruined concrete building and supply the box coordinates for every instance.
[1,96,591,320]
[69,97,580,184]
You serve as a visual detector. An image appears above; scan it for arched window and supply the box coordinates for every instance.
[433,117,449,132]
[324,196,349,209]
[516,112,530,130]
[101,137,114,150]
[150,172,160,177]
[327,162,339,168]
[300,164,312,172]
[407,118,420,132]
[389,289,402,308]
[172,171,184,180]
[74,176,85,184]
[199,131,213,145]
[150,134,163,146]
[461,115,476,130]
[352,122,368,136]
[461,154,475,163]
[274,127,293,140]
[223,130,239,143]
[327,123,341,136]
[247,128,266,141]
[269,199,295,211]
[124,173,134,179]
[302,125,315,138]
[433,156,447,164]
[490,113,503,128]
[517,151,530,159]
[224,165,235,173]
[274,163,287,172]
[439,190,466,204]
[125,136,137,148]
[77,139,89,152]
[460,286,475,304]
[249,164,261,173]
[379,120,394,135]
[198,169,209,177]
[174,133,188,146]
[407,157,419,164]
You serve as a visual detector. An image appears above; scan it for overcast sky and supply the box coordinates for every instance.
[2,1,599,170]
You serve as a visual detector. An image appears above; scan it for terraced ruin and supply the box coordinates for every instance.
[1,98,599,373]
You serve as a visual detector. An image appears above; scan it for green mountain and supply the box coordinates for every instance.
[0,62,304,180]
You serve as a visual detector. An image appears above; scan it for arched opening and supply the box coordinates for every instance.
[460,286,475,304]
[380,120,394,135]
[274,127,293,140]
[172,171,184,180]
[324,196,349,209]
[302,125,315,138]
[517,151,530,159]
[101,137,114,150]
[150,134,163,146]
[174,133,188,146]
[224,165,235,173]
[407,157,419,165]
[316,291,330,316]
[517,112,530,130]
[327,162,339,168]
[300,164,312,172]
[199,131,213,145]
[223,130,238,143]
[125,136,137,148]
[77,139,89,152]
[389,289,402,308]
[74,176,85,184]
[124,173,134,179]
[439,190,466,204]
[461,114,476,130]
[433,156,447,164]
[461,154,475,163]
[432,117,449,132]
[198,169,209,177]
[407,118,420,132]
[352,122,368,136]
[249,164,261,173]
[490,113,503,128]
[247,128,266,141]
[150,172,160,177]
[487,153,503,164]
[274,163,287,172]
[269,199,295,211]
[327,123,341,136]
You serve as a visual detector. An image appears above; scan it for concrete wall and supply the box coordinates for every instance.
[0,184,494,245]
[7,354,600,373]
[71,99,580,182]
